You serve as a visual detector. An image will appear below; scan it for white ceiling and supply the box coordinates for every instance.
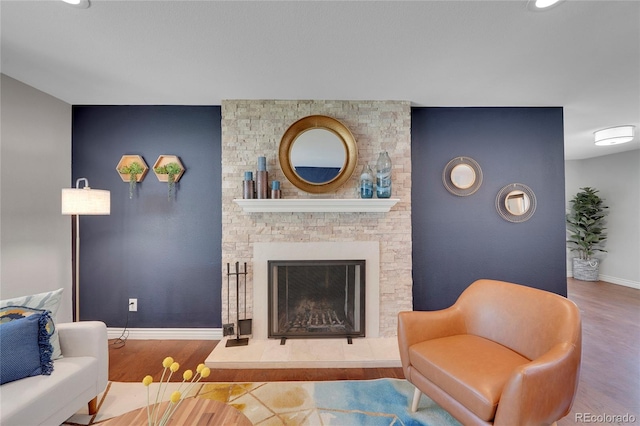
[1,0,638,160]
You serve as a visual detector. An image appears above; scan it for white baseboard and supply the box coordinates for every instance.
[108,328,223,340]
[567,272,640,290]
[598,274,640,290]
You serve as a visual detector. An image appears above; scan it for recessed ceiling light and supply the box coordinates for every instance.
[61,0,90,9]
[527,0,564,12]
[594,125,635,146]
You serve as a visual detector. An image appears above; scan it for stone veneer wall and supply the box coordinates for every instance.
[221,100,412,337]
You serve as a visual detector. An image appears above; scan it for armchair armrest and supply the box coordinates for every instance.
[397,308,465,371]
[495,340,581,426]
[57,321,109,388]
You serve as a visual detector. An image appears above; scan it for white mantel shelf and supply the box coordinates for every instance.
[233,198,400,213]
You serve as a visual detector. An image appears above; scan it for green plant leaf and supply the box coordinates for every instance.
[566,187,608,260]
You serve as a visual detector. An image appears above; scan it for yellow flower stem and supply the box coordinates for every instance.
[153,368,169,426]
[162,396,188,426]
[180,372,204,400]
[146,385,152,426]
[155,368,179,425]
[158,401,176,426]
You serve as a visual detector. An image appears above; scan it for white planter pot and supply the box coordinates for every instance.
[573,258,599,281]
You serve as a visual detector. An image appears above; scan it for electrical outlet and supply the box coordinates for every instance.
[129,298,137,312]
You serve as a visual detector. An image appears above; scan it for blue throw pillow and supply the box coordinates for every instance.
[1,288,63,359]
[0,312,54,385]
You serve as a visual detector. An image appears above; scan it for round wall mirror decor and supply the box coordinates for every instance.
[496,183,537,223]
[279,115,358,194]
[442,156,483,196]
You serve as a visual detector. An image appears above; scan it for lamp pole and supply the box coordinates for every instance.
[61,177,110,322]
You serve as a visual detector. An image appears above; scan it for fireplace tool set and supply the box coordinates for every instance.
[224,262,252,347]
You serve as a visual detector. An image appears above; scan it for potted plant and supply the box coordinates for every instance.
[118,161,145,199]
[154,162,183,200]
[566,187,608,281]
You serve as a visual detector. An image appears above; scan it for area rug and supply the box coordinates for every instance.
[64,378,461,425]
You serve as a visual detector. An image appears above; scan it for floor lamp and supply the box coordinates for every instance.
[61,178,110,322]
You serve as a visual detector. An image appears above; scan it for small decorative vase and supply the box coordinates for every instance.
[359,164,374,199]
[376,151,392,198]
[271,180,282,199]
[243,171,254,199]
[256,156,268,199]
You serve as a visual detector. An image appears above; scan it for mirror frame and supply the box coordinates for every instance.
[442,156,483,196]
[279,115,358,194]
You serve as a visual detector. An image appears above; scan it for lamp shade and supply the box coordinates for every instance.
[61,187,110,215]
[594,125,635,146]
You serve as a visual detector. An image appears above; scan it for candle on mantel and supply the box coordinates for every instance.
[242,171,254,199]
[256,157,268,199]
[271,180,281,199]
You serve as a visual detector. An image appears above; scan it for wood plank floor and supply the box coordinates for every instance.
[108,279,639,423]
[558,279,639,425]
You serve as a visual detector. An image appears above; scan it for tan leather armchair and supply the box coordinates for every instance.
[398,279,581,426]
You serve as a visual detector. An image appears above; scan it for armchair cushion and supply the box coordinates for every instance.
[410,334,529,421]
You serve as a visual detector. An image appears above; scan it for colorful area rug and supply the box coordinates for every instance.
[65,378,461,425]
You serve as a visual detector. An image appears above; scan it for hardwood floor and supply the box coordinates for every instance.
[108,279,639,423]
[558,279,639,425]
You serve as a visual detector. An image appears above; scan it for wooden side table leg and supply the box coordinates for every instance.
[88,396,98,415]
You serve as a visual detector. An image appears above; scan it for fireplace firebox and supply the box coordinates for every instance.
[267,260,365,341]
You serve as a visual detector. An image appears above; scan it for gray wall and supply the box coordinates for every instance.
[565,151,640,287]
[0,74,73,322]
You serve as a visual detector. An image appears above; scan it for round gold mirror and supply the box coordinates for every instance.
[279,115,358,194]
[496,183,537,223]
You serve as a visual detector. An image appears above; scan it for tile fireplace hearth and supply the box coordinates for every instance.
[205,336,400,369]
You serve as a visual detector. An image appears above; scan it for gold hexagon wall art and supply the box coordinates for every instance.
[116,155,149,199]
[153,155,185,200]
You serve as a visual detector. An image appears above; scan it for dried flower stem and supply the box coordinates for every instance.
[143,358,211,426]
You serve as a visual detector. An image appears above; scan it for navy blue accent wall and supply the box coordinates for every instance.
[72,106,222,328]
[411,107,566,311]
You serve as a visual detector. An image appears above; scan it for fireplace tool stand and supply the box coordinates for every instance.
[225,261,251,347]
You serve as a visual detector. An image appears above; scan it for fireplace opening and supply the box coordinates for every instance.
[267,260,365,340]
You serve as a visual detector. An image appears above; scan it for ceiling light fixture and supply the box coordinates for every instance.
[61,0,90,9]
[535,0,561,8]
[594,125,635,146]
[527,0,564,11]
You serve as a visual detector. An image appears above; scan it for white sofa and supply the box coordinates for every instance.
[0,321,108,426]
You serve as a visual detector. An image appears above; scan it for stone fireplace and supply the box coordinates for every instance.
[221,100,412,338]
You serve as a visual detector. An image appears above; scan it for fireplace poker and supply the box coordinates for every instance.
[226,261,249,347]
[238,261,253,336]
[222,263,234,337]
